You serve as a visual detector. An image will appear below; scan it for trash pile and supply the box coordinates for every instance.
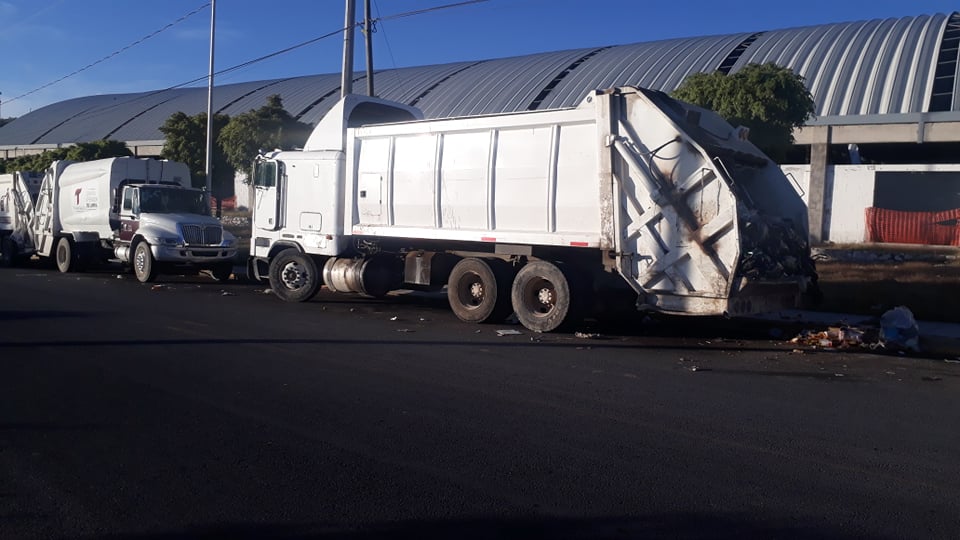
[789,306,921,353]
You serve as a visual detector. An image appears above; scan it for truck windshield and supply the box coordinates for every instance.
[139,187,207,215]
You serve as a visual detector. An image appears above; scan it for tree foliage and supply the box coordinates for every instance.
[0,139,132,174]
[672,63,815,161]
[159,111,234,196]
[218,95,313,176]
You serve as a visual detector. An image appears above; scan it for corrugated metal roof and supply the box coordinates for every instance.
[0,12,955,146]
[735,14,948,115]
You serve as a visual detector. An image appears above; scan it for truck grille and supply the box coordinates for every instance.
[181,224,222,245]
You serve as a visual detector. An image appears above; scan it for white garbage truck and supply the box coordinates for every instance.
[250,86,817,332]
[0,171,43,266]
[29,157,238,282]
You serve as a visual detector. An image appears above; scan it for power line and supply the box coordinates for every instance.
[5,2,210,104]
[64,0,491,124]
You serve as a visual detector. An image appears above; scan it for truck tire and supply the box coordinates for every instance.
[511,261,578,333]
[133,241,158,283]
[269,249,320,302]
[55,237,78,273]
[447,258,513,323]
[209,263,233,282]
[0,236,16,268]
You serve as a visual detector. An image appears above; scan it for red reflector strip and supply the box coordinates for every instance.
[569,241,589,247]
[481,237,496,242]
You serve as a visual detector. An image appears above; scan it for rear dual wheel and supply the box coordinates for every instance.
[511,261,582,333]
[447,258,514,324]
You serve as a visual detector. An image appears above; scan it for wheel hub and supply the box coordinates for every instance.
[281,262,308,289]
[537,287,554,306]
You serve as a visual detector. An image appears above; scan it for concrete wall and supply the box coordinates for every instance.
[781,164,960,245]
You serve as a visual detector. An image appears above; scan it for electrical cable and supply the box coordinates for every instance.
[5,2,210,104]
[59,0,491,124]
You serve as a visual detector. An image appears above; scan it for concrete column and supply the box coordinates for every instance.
[806,126,831,244]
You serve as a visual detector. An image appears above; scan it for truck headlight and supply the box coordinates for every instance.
[157,236,181,246]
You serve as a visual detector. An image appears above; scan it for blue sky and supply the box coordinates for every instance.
[1,0,957,118]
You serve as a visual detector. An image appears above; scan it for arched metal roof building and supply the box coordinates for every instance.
[1,11,959,153]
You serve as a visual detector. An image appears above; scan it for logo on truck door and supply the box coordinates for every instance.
[119,219,139,241]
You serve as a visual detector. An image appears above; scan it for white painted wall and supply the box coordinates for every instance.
[779,164,960,244]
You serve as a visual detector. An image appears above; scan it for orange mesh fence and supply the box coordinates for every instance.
[865,207,960,246]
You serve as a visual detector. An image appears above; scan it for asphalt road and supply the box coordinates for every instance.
[1,264,958,539]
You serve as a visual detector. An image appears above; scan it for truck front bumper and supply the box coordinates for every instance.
[151,245,238,264]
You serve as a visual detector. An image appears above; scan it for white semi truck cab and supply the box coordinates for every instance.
[250,87,817,332]
[30,157,238,282]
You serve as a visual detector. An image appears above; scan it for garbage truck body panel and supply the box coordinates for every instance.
[251,87,815,332]
[30,157,237,281]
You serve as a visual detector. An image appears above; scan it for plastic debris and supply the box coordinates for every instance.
[396,328,414,333]
[879,306,921,352]
[790,326,868,349]
[220,290,235,296]
[496,329,522,336]
[262,289,273,294]
[150,284,166,291]
[574,332,601,339]
[389,316,399,321]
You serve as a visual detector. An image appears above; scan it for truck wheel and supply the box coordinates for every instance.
[55,237,76,273]
[511,261,577,333]
[0,236,16,268]
[209,263,233,282]
[269,249,320,302]
[133,241,158,283]
[447,258,513,323]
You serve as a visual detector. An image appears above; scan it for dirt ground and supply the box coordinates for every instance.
[813,248,960,323]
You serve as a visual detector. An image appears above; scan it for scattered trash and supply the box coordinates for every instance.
[945,359,960,364]
[396,328,414,333]
[116,275,123,279]
[790,326,868,349]
[879,306,921,352]
[833,373,845,377]
[220,290,235,296]
[690,366,711,372]
[419,317,429,322]
[389,316,399,321]
[262,288,273,294]
[150,284,166,291]
[574,332,601,339]
[496,329,522,336]
[474,329,482,334]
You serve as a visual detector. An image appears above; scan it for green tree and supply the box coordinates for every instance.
[0,140,130,174]
[218,95,312,177]
[672,62,815,162]
[159,111,234,214]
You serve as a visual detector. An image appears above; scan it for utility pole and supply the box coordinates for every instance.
[341,0,356,97]
[205,0,217,216]
[363,0,374,96]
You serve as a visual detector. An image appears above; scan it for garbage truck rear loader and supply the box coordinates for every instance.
[0,171,42,266]
[31,157,238,281]
[250,87,816,332]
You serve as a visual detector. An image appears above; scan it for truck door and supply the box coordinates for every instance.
[253,160,281,231]
[119,187,140,241]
